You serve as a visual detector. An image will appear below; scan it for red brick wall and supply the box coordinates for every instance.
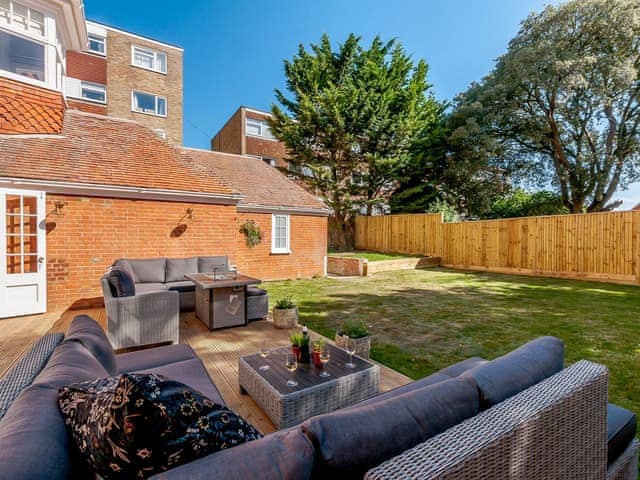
[245,135,288,168]
[67,100,108,115]
[66,51,107,84]
[0,77,64,134]
[45,194,327,312]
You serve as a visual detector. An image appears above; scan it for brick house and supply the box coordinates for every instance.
[0,0,328,318]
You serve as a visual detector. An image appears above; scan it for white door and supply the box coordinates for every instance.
[0,190,47,318]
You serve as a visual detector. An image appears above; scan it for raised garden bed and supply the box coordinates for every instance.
[327,252,440,276]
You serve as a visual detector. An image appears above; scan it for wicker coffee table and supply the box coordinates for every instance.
[239,344,379,429]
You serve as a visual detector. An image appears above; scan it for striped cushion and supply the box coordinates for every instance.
[0,332,64,420]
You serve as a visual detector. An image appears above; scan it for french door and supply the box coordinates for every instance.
[0,189,47,318]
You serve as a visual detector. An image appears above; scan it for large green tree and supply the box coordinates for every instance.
[270,34,442,249]
[452,0,640,213]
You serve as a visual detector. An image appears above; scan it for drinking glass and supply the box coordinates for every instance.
[285,353,298,387]
[345,336,356,369]
[258,342,270,371]
[318,344,331,378]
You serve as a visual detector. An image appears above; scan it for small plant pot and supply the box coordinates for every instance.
[334,334,371,359]
[312,351,322,368]
[292,345,301,362]
[273,307,298,329]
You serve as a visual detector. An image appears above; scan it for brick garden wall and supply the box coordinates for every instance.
[45,194,327,312]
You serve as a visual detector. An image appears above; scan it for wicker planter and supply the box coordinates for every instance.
[272,307,298,329]
[334,334,371,359]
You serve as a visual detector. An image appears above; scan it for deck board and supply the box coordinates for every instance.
[0,308,411,434]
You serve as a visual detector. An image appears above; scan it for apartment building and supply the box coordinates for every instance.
[65,21,183,144]
[211,106,288,169]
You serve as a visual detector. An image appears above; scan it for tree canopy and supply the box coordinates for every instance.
[270,33,442,249]
[450,0,640,213]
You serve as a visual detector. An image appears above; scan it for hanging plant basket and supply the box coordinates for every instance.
[239,220,263,248]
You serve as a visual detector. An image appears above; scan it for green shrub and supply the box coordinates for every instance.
[275,296,295,309]
[337,319,370,339]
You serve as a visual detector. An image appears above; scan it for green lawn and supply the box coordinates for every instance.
[265,268,640,420]
[329,250,415,262]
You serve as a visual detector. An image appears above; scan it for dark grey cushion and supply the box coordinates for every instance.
[148,427,314,480]
[0,332,63,421]
[135,282,167,294]
[198,256,229,273]
[117,344,199,373]
[166,257,198,282]
[355,372,450,407]
[608,403,637,466]
[106,268,135,297]
[246,286,267,297]
[302,377,480,479]
[437,356,488,377]
[126,258,167,283]
[112,259,136,280]
[461,336,564,409]
[0,341,109,480]
[132,358,224,405]
[166,280,196,293]
[64,315,118,375]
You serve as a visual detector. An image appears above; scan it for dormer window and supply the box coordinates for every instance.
[0,28,44,81]
[0,1,45,37]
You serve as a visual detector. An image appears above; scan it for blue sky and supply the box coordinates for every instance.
[84,0,640,209]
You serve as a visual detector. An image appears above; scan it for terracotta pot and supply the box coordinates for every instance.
[273,307,298,329]
[312,351,322,368]
[292,345,301,361]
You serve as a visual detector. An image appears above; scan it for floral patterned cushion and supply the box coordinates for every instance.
[58,373,262,479]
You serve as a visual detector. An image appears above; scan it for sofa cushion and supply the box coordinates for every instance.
[437,356,488,377]
[461,336,564,409]
[112,259,136,280]
[136,282,167,294]
[133,358,224,405]
[302,376,479,479]
[148,427,314,480]
[356,372,450,408]
[608,403,637,466]
[126,258,167,283]
[166,257,198,282]
[167,280,196,293]
[0,341,109,480]
[246,286,267,297]
[64,315,118,375]
[58,373,262,480]
[106,268,136,297]
[117,344,199,373]
[198,256,228,273]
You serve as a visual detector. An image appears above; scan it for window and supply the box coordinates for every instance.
[263,157,276,167]
[352,171,366,186]
[0,29,44,81]
[132,45,167,73]
[0,1,44,37]
[88,33,105,55]
[245,117,275,140]
[81,81,106,103]
[132,91,167,117]
[271,214,290,254]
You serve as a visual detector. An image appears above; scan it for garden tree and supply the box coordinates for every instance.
[270,33,442,249]
[452,0,640,213]
[482,189,568,219]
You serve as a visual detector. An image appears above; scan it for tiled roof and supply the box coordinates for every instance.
[0,110,234,196]
[182,148,329,214]
[0,91,64,134]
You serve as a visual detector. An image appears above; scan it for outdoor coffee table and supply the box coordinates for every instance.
[239,344,380,429]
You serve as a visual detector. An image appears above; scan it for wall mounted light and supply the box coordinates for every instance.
[54,200,66,215]
[186,208,195,221]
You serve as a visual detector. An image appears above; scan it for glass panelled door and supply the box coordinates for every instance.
[0,189,46,318]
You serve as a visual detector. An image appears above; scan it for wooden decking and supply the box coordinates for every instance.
[0,308,411,434]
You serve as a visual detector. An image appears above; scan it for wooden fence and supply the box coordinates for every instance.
[355,211,640,284]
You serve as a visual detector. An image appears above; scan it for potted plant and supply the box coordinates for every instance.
[335,320,372,358]
[273,296,298,329]
[290,332,303,361]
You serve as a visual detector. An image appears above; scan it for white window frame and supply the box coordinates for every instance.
[271,214,290,254]
[131,45,167,74]
[87,33,106,56]
[0,1,46,38]
[245,117,276,140]
[80,81,106,104]
[131,90,167,117]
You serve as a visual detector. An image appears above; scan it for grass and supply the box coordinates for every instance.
[265,268,640,423]
[329,250,415,262]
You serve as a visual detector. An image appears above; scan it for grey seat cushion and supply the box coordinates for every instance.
[246,286,267,297]
[166,280,196,293]
[117,344,199,373]
[0,332,64,421]
[437,356,488,377]
[302,376,480,479]
[133,358,224,405]
[148,427,314,480]
[135,282,167,294]
[126,258,167,283]
[461,336,564,409]
[608,403,637,466]
[106,268,136,297]
[64,315,118,375]
[0,341,109,480]
[198,256,228,273]
[166,257,198,282]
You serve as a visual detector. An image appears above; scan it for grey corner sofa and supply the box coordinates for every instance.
[101,256,269,349]
[0,315,636,480]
